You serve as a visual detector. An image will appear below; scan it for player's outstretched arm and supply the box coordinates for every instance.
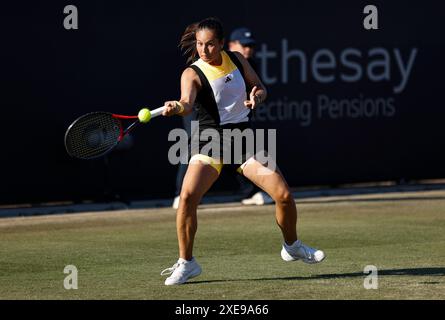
[163,68,200,117]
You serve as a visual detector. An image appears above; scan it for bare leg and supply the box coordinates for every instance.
[177,162,219,260]
[241,159,297,245]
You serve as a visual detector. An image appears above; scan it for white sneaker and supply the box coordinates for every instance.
[281,240,325,264]
[241,191,274,205]
[172,196,180,209]
[161,258,202,285]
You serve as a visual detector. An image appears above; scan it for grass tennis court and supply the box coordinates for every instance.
[0,189,444,300]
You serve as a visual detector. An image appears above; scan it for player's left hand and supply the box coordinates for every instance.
[244,86,260,110]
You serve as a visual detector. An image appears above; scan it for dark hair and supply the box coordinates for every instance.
[179,17,225,64]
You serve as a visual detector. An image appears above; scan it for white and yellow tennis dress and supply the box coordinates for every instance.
[189,50,254,174]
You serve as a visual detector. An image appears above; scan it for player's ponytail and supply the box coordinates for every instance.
[179,22,199,64]
[179,17,225,65]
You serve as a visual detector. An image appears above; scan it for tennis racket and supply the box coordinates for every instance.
[64,107,165,160]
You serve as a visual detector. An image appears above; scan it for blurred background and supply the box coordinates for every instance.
[1,1,444,206]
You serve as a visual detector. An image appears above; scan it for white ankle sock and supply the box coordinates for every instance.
[178,257,194,264]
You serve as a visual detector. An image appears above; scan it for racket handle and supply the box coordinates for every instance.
[150,106,166,118]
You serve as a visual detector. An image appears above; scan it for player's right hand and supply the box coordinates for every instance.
[162,101,181,117]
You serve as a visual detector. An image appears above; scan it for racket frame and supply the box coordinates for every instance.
[65,106,165,159]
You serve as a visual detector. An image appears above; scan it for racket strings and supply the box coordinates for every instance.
[65,113,122,159]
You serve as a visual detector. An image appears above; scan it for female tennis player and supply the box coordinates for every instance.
[160,17,325,285]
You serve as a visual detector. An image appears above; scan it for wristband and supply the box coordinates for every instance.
[175,101,185,114]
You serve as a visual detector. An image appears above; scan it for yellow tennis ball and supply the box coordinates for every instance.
[138,108,151,123]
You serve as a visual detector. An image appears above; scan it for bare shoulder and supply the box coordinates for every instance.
[230,50,244,60]
[181,66,201,89]
[231,51,249,65]
[182,67,199,79]
[230,51,256,75]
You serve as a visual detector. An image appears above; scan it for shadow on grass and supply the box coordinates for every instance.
[189,267,445,285]
[299,196,445,205]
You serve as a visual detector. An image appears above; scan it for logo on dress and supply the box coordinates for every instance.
[225,74,233,83]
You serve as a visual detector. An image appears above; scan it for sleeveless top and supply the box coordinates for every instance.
[189,51,250,130]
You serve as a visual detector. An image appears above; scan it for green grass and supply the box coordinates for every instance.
[0,190,444,299]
